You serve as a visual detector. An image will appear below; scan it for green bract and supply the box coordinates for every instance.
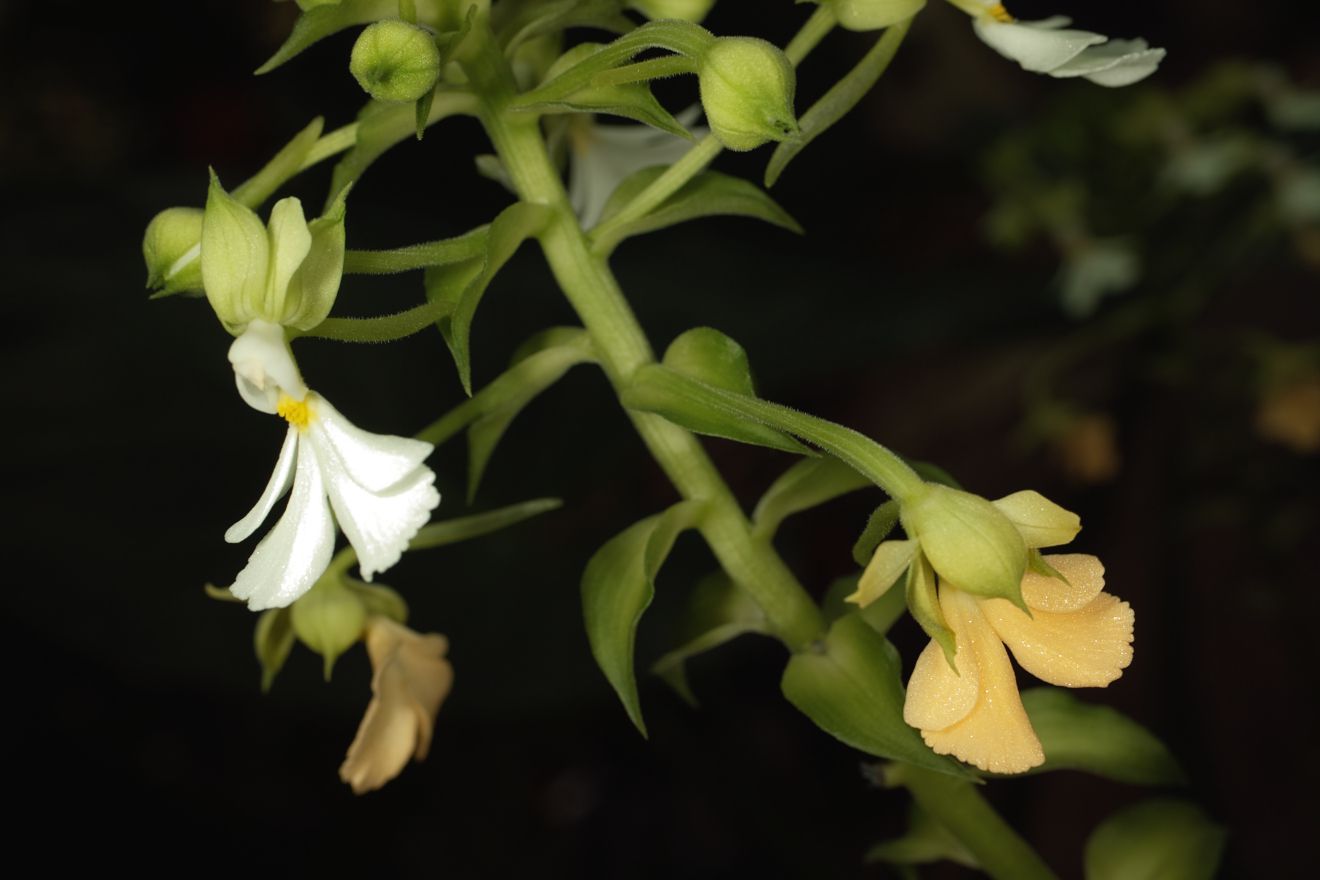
[143,207,204,295]
[350,20,442,103]
[900,483,1028,606]
[825,0,926,32]
[201,173,346,334]
[697,37,799,151]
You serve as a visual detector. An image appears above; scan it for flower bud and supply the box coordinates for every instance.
[292,577,368,679]
[629,0,717,23]
[350,20,441,103]
[824,0,926,32]
[697,37,798,152]
[143,207,203,294]
[900,484,1027,606]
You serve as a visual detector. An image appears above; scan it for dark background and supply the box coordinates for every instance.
[2,0,1317,876]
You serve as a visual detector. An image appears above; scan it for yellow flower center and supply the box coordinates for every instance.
[277,394,313,431]
[987,3,1014,22]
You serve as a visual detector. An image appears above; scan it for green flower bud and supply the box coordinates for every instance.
[143,207,203,295]
[698,37,799,152]
[629,0,717,23]
[824,0,926,32]
[296,0,343,9]
[350,20,441,103]
[291,577,368,679]
[900,484,1028,606]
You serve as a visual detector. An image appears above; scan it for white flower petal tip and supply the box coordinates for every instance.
[972,16,1165,87]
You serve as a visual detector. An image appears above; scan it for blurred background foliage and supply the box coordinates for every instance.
[1,0,1317,876]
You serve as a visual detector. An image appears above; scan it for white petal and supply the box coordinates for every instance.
[318,452,440,581]
[309,394,434,492]
[227,319,308,413]
[225,424,298,544]
[569,115,709,229]
[264,197,313,317]
[1050,40,1166,87]
[972,19,1106,74]
[229,439,336,610]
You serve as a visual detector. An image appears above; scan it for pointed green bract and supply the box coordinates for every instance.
[651,572,769,707]
[781,614,971,777]
[254,607,296,693]
[1084,800,1225,880]
[850,538,916,608]
[766,16,911,186]
[466,328,597,499]
[1018,688,1185,785]
[425,201,553,394]
[752,456,871,540]
[905,551,956,668]
[592,167,803,255]
[581,500,707,735]
[233,117,325,209]
[851,499,900,565]
[202,171,269,331]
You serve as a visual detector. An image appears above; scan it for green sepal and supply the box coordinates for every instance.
[254,607,296,693]
[465,328,597,499]
[257,0,460,75]
[1026,548,1071,586]
[344,580,410,624]
[591,167,802,255]
[495,0,634,55]
[1014,688,1186,785]
[901,484,1028,610]
[1084,800,1226,880]
[425,202,552,394]
[651,572,769,707]
[517,42,690,137]
[283,184,348,331]
[822,574,907,635]
[766,16,910,186]
[865,802,978,869]
[328,90,478,207]
[851,499,900,566]
[407,498,564,551]
[752,456,871,541]
[581,499,707,735]
[780,613,971,777]
[906,552,956,669]
[622,345,809,455]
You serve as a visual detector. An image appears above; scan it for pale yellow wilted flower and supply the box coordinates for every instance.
[1255,374,1320,453]
[1056,413,1121,485]
[903,554,1134,773]
[340,617,454,794]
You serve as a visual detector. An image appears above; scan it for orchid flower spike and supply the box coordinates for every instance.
[222,322,440,610]
[951,1,1166,87]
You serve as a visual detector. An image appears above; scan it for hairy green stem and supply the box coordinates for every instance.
[784,5,837,64]
[890,765,1059,880]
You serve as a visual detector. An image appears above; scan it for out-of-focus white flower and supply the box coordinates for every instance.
[340,617,454,794]
[1162,135,1258,196]
[952,1,1165,87]
[567,108,709,229]
[1058,238,1140,317]
[224,320,439,610]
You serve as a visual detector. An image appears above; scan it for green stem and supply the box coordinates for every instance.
[300,123,359,170]
[344,227,488,274]
[592,55,697,87]
[589,136,723,250]
[784,5,837,65]
[465,26,825,650]
[891,765,1058,880]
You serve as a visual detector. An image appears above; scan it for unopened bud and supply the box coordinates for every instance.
[350,20,441,103]
[901,484,1027,606]
[143,207,203,294]
[629,0,717,23]
[824,0,926,32]
[291,577,368,679]
[698,37,798,152]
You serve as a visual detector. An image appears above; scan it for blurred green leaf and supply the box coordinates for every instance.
[345,580,409,624]
[1085,800,1226,880]
[821,574,907,634]
[866,802,979,869]
[407,498,564,551]
[781,614,970,776]
[752,455,871,541]
[496,0,634,54]
[593,168,801,255]
[1018,688,1186,785]
[426,202,553,394]
[254,607,296,693]
[582,500,707,735]
[652,572,769,706]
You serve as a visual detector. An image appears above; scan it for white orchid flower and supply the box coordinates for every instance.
[567,108,709,229]
[950,1,1165,87]
[223,320,440,610]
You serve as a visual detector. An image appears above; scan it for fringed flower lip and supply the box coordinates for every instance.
[953,1,1166,87]
[223,320,440,610]
[902,553,1134,774]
